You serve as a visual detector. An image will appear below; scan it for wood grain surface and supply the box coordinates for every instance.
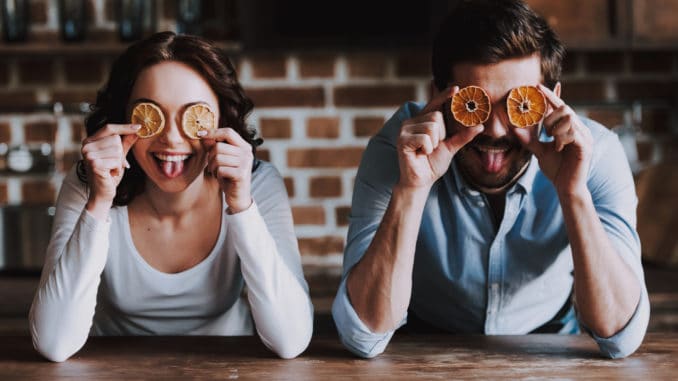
[0,333,675,380]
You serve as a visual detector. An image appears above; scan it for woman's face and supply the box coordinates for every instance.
[128,61,219,193]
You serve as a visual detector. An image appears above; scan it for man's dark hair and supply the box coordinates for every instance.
[432,0,565,91]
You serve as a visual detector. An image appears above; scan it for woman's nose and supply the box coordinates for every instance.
[158,117,185,144]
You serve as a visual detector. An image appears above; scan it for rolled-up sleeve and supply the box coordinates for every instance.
[588,285,650,359]
[583,121,650,358]
[332,102,420,357]
[332,278,402,358]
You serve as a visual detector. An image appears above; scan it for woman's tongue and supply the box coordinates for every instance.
[158,158,185,178]
[478,148,507,174]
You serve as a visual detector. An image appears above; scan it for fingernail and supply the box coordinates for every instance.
[132,124,141,130]
[197,130,207,137]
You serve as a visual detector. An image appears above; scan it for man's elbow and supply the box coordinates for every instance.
[337,331,386,359]
[599,337,643,359]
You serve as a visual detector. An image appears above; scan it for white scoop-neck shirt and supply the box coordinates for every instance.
[29,161,313,361]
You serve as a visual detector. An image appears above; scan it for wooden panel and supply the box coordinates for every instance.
[526,0,614,46]
[633,0,678,43]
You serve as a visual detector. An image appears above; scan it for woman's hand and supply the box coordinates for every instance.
[81,124,140,219]
[200,128,254,214]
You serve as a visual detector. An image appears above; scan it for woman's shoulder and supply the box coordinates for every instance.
[59,163,89,200]
[250,159,288,199]
[252,159,282,184]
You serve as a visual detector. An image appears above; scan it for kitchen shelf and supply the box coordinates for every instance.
[0,40,242,57]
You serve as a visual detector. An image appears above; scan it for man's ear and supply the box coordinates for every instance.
[554,81,562,98]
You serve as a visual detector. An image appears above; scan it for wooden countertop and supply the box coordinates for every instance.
[1,333,676,380]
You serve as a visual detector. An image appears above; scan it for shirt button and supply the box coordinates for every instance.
[476,201,485,207]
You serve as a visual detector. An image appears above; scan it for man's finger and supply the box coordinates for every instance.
[512,125,543,157]
[538,83,565,109]
[403,122,441,149]
[445,124,483,153]
[400,134,434,155]
[421,86,459,114]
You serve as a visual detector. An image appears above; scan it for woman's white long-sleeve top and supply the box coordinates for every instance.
[29,161,314,361]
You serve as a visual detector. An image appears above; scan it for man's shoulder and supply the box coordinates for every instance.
[579,115,628,165]
[373,101,425,145]
[580,115,616,143]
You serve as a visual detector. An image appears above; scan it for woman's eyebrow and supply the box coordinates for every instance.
[129,98,160,107]
[182,101,208,108]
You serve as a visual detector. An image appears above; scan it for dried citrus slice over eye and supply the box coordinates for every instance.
[182,103,217,139]
[451,85,492,127]
[131,102,165,138]
[506,85,547,128]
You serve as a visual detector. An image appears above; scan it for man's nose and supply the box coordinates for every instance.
[482,109,509,138]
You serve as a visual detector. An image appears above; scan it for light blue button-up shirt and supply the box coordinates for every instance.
[332,102,649,359]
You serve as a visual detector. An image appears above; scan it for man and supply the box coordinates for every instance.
[332,0,648,359]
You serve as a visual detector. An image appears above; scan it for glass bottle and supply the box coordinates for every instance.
[58,0,87,42]
[176,0,202,36]
[1,0,29,42]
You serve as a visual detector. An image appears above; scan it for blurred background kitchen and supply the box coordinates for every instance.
[0,0,676,335]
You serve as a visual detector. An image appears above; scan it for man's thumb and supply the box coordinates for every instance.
[445,125,484,154]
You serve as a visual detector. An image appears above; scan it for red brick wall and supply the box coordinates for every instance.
[1,0,677,273]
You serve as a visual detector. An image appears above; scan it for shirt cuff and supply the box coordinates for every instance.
[82,208,111,233]
[586,285,650,359]
[331,277,403,358]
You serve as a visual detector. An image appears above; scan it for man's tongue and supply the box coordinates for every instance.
[479,150,506,173]
[159,159,185,178]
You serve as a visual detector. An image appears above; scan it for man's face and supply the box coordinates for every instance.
[446,54,543,194]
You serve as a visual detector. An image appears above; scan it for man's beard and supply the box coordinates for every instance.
[454,134,532,192]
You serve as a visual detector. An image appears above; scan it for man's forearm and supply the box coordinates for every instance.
[559,189,640,338]
[346,184,430,333]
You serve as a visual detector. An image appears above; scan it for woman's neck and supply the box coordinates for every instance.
[139,174,221,220]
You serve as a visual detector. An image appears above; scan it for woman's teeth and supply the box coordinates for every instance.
[154,153,190,162]
[476,145,509,153]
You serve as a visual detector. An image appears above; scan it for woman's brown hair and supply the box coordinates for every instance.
[78,31,260,206]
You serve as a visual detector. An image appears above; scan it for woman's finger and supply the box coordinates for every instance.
[86,123,141,142]
[83,147,123,161]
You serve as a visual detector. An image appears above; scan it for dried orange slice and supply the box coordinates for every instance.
[451,85,491,127]
[131,102,165,138]
[506,86,547,128]
[182,103,217,139]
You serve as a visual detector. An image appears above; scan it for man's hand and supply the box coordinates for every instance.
[513,83,593,197]
[397,86,484,189]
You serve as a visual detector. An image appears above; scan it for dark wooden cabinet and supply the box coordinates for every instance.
[632,0,678,45]
[526,0,678,48]
[526,0,618,47]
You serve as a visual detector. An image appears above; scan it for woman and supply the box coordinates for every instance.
[29,32,313,361]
